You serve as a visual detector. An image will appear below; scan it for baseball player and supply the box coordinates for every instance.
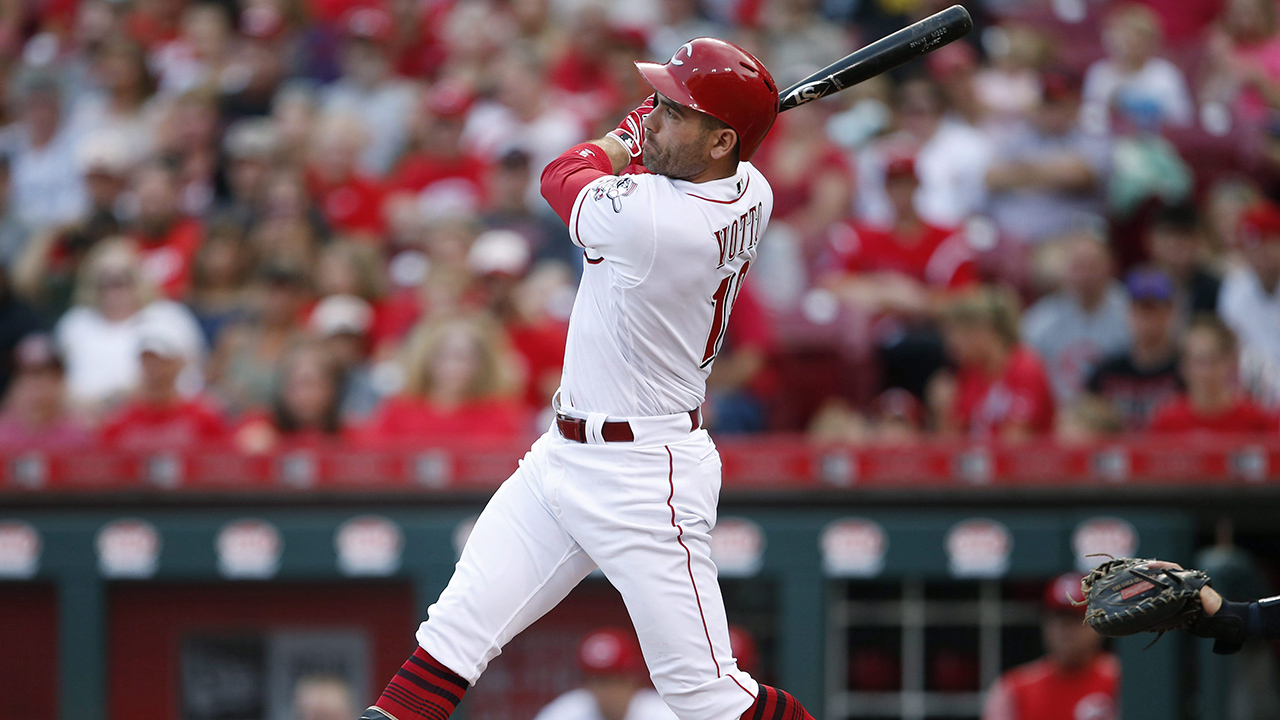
[533,627,678,720]
[360,39,816,720]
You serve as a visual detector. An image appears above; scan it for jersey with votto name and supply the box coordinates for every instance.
[559,161,772,417]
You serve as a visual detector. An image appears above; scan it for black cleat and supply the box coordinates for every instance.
[360,708,396,720]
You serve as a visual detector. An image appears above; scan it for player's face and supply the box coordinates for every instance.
[1042,612,1103,669]
[643,94,716,179]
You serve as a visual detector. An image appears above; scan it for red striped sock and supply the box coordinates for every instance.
[740,685,815,720]
[373,647,468,720]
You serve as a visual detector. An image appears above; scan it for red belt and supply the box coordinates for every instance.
[556,409,701,443]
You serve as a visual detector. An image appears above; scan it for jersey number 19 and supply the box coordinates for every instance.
[700,261,751,368]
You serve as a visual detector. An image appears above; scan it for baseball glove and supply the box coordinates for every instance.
[1078,556,1211,643]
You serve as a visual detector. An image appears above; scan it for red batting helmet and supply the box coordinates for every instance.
[634,38,779,162]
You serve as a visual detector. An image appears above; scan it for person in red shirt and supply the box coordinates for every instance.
[386,81,488,207]
[355,315,528,444]
[982,573,1119,720]
[1149,315,1277,434]
[930,287,1056,439]
[100,322,226,451]
[306,114,386,239]
[751,103,854,241]
[128,161,202,299]
[234,341,346,453]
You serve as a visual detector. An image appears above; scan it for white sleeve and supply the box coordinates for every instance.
[568,173,658,287]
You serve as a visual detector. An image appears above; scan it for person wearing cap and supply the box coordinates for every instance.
[856,76,993,229]
[1022,231,1131,403]
[100,318,226,451]
[319,6,416,177]
[981,573,1119,720]
[1084,268,1183,431]
[310,293,382,420]
[533,628,678,720]
[1219,199,1280,373]
[824,152,978,399]
[388,81,485,202]
[985,69,1112,246]
[0,333,93,450]
[481,148,579,270]
[1149,315,1277,433]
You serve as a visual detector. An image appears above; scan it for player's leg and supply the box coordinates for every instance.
[365,435,597,720]
[557,437,815,720]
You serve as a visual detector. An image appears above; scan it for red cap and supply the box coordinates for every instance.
[883,154,917,182]
[1044,572,1087,615]
[424,80,475,119]
[343,7,393,42]
[1239,200,1280,245]
[635,38,779,161]
[578,628,646,677]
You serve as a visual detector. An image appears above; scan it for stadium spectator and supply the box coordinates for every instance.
[152,3,235,95]
[126,159,203,298]
[99,318,226,450]
[235,340,346,452]
[187,220,257,345]
[309,293,383,420]
[752,103,854,243]
[209,263,310,413]
[480,147,575,269]
[387,81,486,213]
[1201,0,1280,125]
[971,24,1048,126]
[930,287,1055,439]
[1150,315,1276,433]
[981,573,1119,720]
[1082,4,1194,130]
[1219,199,1280,372]
[53,238,204,414]
[706,282,777,434]
[871,387,925,444]
[1145,202,1221,320]
[0,157,30,268]
[824,153,976,396]
[985,70,1111,246]
[218,118,280,227]
[1085,269,1183,432]
[355,314,527,444]
[66,36,156,163]
[1022,231,1131,403]
[857,76,993,228]
[0,333,92,450]
[4,72,89,232]
[319,7,417,177]
[305,112,386,239]
[532,627,677,720]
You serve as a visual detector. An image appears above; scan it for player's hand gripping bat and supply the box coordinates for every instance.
[778,5,974,112]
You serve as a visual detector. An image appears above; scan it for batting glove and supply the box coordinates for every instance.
[606,94,656,161]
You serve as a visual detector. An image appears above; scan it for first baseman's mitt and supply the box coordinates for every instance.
[1078,556,1211,643]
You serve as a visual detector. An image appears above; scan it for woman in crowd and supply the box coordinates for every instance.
[1149,315,1276,433]
[235,340,347,452]
[355,314,527,444]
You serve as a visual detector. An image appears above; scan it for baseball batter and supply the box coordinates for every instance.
[362,39,815,720]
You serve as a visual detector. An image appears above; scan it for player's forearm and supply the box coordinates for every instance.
[539,142,616,224]
[592,137,634,175]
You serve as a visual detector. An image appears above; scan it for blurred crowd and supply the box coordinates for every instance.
[4,0,1280,452]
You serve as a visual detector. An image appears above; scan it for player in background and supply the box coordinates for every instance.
[981,573,1119,720]
[358,39,817,720]
[533,628,678,720]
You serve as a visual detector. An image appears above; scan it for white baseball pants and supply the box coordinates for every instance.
[416,419,758,720]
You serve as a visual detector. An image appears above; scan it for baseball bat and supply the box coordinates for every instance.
[778,5,974,112]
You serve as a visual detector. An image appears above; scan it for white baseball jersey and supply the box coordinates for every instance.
[414,152,773,720]
[559,162,773,418]
[533,688,680,720]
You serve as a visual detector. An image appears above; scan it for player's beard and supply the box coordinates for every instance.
[644,131,711,180]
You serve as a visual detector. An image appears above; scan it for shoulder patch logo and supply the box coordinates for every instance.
[592,176,639,213]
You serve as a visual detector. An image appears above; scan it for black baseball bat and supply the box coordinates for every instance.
[778,5,974,112]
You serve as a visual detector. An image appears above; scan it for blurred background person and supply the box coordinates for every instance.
[355,314,526,444]
[1149,315,1276,433]
[981,573,1119,720]
[0,333,92,450]
[930,286,1055,440]
[1082,4,1193,130]
[99,318,226,451]
[1145,202,1220,322]
[309,292,383,420]
[292,674,357,720]
[53,238,204,415]
[1022,231,1131,403]
[532,627,677,720]
[0,265,41,396]
[234,340,346,453]
[1083,268,1183,432]
[4,72,88,233]
[1219,199,1280,376]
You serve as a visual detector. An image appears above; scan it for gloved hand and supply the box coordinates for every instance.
[606,94,656,162]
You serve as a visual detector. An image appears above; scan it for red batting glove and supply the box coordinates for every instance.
[606,94,656,161]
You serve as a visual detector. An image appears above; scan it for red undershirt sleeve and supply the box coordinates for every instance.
[540,143,614,225]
